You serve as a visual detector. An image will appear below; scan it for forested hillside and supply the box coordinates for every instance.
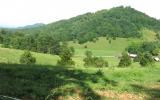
[0,6,160,54]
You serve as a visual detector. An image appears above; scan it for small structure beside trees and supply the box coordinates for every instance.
[153,57,160,62]
[128,53,137,58]
[126,41,160,66]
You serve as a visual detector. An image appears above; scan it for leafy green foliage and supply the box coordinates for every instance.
[93,57,108,67]
[127,41,160,55]
[156,33,160,40]
[57,43,75,66]
[139,52,154,66]
[83,51,93,66]
[19,51,36,64]
[83,51,108,67]
[118,52,132,67]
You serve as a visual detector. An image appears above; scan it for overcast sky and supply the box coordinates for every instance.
[0,0,160,27]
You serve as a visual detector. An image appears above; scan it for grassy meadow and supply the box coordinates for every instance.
[0,29,158,67]
[0,37,137,67]
[0,64,159,100]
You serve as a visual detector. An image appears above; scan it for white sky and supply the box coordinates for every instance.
[0,0,160,27]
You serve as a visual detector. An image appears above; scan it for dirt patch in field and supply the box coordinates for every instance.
[48,84,160,100]
[130,83,160,100]
[56,90,147,100]
[96,90,147,100]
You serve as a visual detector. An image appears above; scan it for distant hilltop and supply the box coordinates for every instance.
[17,23,45,29]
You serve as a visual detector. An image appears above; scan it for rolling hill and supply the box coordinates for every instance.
[1,6,160,54]
[18,6,160,42]
[17,23,45,29]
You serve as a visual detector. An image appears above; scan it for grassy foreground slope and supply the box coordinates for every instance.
[0,64,160,100]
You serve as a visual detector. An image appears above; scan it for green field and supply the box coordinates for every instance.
[0,31,158,67]
[0,37,137,67]
[0,64,159,100]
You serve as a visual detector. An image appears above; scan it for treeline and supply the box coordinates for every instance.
[0,29,61,54]
[1,6,160,53]
[126,37,160,66]
[127,41,160,56]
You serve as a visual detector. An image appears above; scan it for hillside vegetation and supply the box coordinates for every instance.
[0,29,158,67]
[1,6,160,54]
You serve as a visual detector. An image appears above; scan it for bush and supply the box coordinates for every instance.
[109,39,112,44]
[93,57,104,67]
[57,43,75,66]
[94,57,108,67]
[104,61,109,67]
[112,36,116,40]
[151,49,159,56]
[83,51,93,66]
[118,52,132,67]
[84,45,88,49]
[57,59,75,66]
[127,43,140,54]
[127,42,159,55]
[139,52,154,66]
[83,51,108,67]
[19,51,36,64]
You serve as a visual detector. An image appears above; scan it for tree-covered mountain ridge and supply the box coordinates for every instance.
[1,6,160,54]
[19,6,160,43]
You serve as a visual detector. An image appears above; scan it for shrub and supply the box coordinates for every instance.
[118,52,132,67]
[57,59,75,66]
[104,61,109,67]
[94,57,104,67]
[94,57,108,67]
[106,36,109,40]
[151,48,159,56]
[84,45,88,49]
[139,52,154,66]
[127,43,140,54]
[109,39,111,44]
[156,33,160,40]
[127,42,159,55]
[19,51,36,64]
[83,51,93,66]
[57,43,75,66]
[112,36,116,40]
[83,51,108,67]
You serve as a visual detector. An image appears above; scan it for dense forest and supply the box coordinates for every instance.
[0,6,160,54]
